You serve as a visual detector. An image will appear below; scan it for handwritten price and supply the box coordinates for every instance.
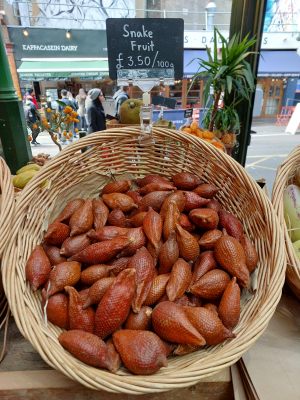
[116,51,174,70]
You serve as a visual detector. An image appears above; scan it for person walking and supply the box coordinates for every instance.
[24,97,41,145]
[23,88,38,108]
[58,89,77,111]
[114,86,129,117]
[86,88,106,133]
[76,88,87,130]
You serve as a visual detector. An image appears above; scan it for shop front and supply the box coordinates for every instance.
[7,27,111,103]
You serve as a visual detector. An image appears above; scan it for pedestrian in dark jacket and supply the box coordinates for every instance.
[86,88,106,133]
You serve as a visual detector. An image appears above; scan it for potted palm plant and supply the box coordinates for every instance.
[191,28,256,154]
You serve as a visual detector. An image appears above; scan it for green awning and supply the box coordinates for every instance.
[17,59,108,80]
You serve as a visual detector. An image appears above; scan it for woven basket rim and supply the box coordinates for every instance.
[0,157,15,260]
[1,127,286,393]
[272,145,300,297]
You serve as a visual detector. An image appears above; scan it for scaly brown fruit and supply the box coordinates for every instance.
[178,213,195,232]
[46,261,81,297]
[59,330,114,371]
[125,306,152,330]
[69,199,93,237]
[136,174,171,187]
[60,234,91,257]
[109,257,131,276]
[214,236,250,287]
[218,277,241,330]
[69,236,131,264]
[191,251,217,285]
[199,229,223,250]
[26,245,51,291]
[139,181,176,195]
[65,286,94,333]
[82,277,115,309]
[143,207,163,251]
[105,338,121,373]
[101,179,131,195]
[193,183,219,199]
[102,193,138,212]
[138,191,170,212]
[163,201,180,240]
[175,223,200,262]
[126,190,143,205]
[189,208,219,230]
[147,240,162,266]
[240,235,258,273]
[41,289,69,329]
[129,211,147,227]
[158,231,179,274]
[166,258,192,301]
[172,172,202,190]
[44,221,70,246]
[92,198,109,230]
[207,199,222,213]
[94,268,136,338]
[113,329,168,375]
[119,227,147,257]
[81,264,110,286]
[144,274,170,306]
[184,191,210,211]
[55,198,85,223]
[152,301,206,346]
[107,208,129,227]
[219,210,244,240]
[190,269,230,300]
[87,226,129,242]
[184,306,235,345]
[127,247,156,312]
[160,191,186,219]
[42,243,66,266]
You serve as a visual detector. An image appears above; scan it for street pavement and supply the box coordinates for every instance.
[31,121,300,194]
[246,120,299,194]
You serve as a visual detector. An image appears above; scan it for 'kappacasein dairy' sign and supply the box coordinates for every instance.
[8,27,107,61]
[22,45,78,51]
[22,44,78,51]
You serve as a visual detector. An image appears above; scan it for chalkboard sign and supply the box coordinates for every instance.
[106,18,184,80]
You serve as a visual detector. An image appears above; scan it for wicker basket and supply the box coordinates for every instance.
[0,157,15,362]
[272,145,300,299]
[1,128,285,394]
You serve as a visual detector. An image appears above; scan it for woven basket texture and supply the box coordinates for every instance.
[272,145,300,299]
[0,157,14,362]
[1,128,286,394]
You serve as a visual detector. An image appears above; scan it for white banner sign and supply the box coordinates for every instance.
[184,31,300,50]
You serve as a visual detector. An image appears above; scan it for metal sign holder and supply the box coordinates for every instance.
[117,68,175,144]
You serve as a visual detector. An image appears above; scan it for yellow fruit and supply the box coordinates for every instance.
[46,108,52,113]
[69,132,73,138]
[183,127,192,134]
[27,135,32,142]
[13,170,38,189]
[63,131,68,137]
[75,128,79,132]
[203,131,215,139]
[16,163,40,175]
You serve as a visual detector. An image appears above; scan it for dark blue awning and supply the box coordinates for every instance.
[184,50,300,77]
[258,50,300,77]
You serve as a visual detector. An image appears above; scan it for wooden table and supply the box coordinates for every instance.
[0,320,233,400]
